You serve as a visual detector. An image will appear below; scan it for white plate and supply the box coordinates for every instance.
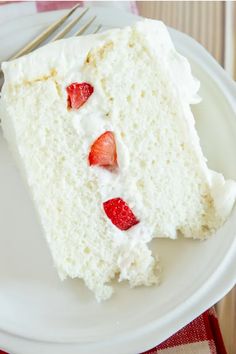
[0,6,236,354]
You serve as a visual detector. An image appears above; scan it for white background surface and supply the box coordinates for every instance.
[0,6,236,354]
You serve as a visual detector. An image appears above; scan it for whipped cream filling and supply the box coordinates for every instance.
[72,101,154,246]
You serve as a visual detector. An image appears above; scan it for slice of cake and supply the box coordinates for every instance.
[1,19,235,301]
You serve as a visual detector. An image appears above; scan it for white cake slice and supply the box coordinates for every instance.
[1,19,236,301]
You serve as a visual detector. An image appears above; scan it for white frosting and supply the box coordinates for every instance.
[209,170,236,219]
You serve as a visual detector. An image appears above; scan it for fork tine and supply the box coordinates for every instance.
[9,4,81,60]
[74,16,97,36]
[51,7,89,41]
[93,24,102,34]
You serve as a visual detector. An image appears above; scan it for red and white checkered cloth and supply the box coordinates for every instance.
[0,2,228,354]
[142,308,227,354]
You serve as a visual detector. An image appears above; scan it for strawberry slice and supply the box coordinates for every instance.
[103,198,139,231]
[66,82,94,109]
[88,131,118,169]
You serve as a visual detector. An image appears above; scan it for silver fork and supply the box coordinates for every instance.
[4,4,102,62]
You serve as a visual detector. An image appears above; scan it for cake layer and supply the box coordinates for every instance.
[1,20,235,301]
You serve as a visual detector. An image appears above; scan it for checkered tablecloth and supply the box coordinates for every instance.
[142,308,226,354]
[0,2,228,354]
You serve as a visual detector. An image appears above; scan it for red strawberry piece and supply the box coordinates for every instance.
[66,82,94,109]
[103,198,139,231]
[88,131,118,169]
